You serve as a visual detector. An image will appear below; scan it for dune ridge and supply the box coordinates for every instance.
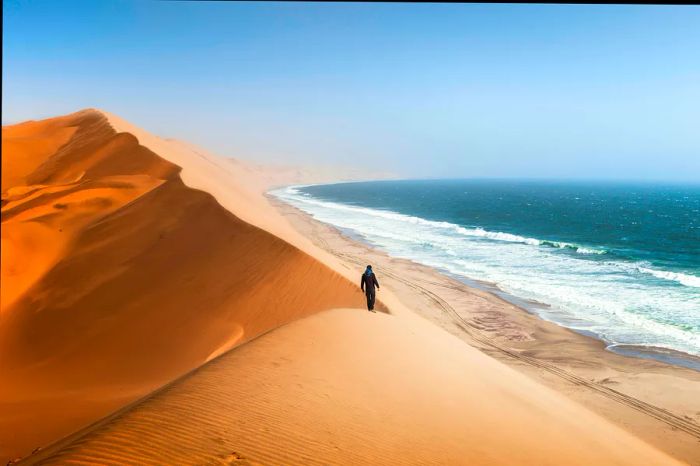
[102,110,412,318]
[0,110,365,462]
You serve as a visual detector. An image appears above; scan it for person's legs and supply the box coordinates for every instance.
[368,289,376,311]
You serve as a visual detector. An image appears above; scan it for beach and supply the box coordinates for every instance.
[2,110,699,465]
[272,180,700,363]
[269,193,700,464]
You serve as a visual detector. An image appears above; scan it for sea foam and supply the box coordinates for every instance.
[273,185,700,358]
[282,187,607,255]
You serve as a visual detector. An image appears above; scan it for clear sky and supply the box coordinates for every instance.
[3,1,700,181]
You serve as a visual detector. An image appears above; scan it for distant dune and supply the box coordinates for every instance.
[0,110,681,465]
[0,110,364,461]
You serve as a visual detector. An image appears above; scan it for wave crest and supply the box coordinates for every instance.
[637,267,700,288]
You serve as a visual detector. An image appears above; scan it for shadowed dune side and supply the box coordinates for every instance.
[1,117,79,191]
[103,111,413,318]
[27,309,679,466]
[0,110,365,462]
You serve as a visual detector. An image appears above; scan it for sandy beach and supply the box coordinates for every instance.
[2,110,699,465]
[270,194,700,465]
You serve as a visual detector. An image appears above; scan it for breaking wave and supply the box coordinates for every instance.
[283,186,607,255]
[273,184,700,358]
[637,267,700,288]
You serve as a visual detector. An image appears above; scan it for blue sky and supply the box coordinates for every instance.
[3,1,700,181]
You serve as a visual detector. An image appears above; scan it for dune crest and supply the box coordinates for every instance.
[0,110,364,462]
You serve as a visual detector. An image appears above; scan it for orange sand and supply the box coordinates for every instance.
[27,309,678,465]
[1,110,365,462]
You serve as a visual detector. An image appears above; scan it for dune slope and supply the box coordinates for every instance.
[0,110,364,462]
[27,309,679,466]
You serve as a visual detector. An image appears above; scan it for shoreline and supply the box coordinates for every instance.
[443,270,700,373]
[267,191,700,465]
[269,185,700,373]
[608,344,700,372]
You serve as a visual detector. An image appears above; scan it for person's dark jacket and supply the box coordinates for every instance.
[361,272,379,293]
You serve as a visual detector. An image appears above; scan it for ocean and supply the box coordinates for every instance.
[273,179,700,365]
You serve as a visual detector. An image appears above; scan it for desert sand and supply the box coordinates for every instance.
[1,110,365,462]
[24,309,679,465]
[2,109,698,464]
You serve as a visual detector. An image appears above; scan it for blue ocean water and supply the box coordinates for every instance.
[273,179,700,359]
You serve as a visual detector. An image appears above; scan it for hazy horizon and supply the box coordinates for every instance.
[4,1,700,182]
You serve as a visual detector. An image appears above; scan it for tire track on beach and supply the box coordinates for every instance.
[326,248,700,440]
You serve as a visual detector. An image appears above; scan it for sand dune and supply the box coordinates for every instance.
[1,110,365,462]
[104,110,412,320]
[27,309,678,465]
[2,109,686,465]
[2,116,79,190]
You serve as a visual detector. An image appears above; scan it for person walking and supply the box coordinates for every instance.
[360,265,380,312]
